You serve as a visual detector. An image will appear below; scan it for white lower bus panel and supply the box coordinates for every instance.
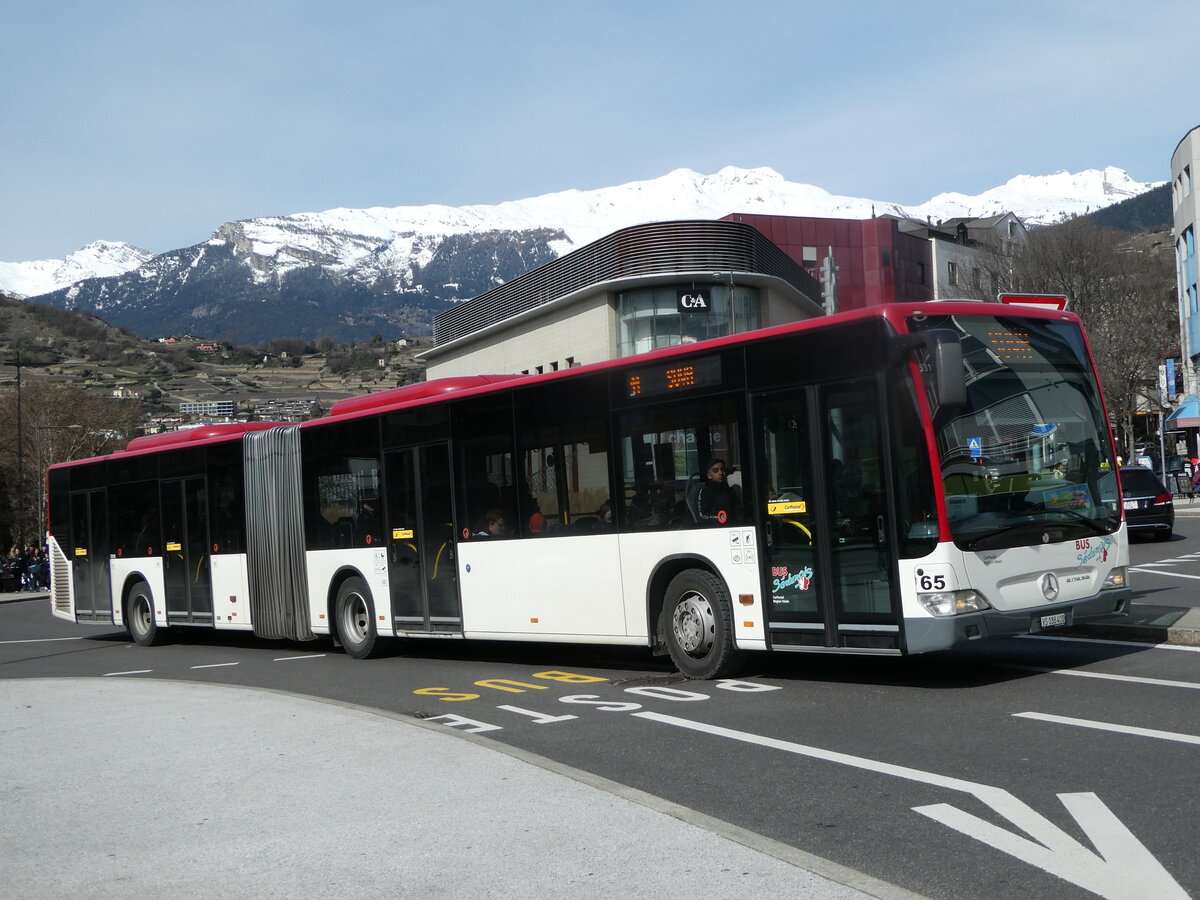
[459,533,632,641]
[617,528,769,652]
[305,547,390,636]
[108,555,164,629]
[209,553,253,630]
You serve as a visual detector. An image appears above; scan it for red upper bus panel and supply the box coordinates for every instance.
[328,374,524,417]
[124,421,284,453]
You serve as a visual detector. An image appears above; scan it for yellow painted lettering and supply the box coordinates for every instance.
[413,687,480,702]
[474,679,548,693]
[532,670,608,683]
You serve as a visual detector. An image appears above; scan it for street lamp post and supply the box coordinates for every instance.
[35,425,82,542]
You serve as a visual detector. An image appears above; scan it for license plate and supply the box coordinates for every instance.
[1123,499,1138,510]
[1040,612,1067,628]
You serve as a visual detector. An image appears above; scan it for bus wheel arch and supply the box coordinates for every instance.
[332,572,385,660]
[124,578,167,647]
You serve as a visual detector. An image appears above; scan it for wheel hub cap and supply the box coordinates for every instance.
[673,592,715,657]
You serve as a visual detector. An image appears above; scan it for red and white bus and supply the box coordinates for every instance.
[47,301,1130,678]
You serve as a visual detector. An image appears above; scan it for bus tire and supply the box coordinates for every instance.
[126,581,166,647]
[335,576,384,659]
[663,569,744,680]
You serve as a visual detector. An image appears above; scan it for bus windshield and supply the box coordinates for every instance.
[912,313,1120,551]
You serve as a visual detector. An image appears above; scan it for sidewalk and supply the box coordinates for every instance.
[0,677,886,899]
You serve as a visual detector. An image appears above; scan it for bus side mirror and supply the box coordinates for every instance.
[892,329,967,408]
[930,332,966,407]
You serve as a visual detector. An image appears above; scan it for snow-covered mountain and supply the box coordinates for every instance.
[0,240,153,299]
[3,166,1162,343]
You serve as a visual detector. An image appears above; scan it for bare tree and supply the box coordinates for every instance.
[0,383,137,547]
[1006,220,1177,458]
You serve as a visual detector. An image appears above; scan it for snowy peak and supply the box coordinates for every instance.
[0,240,153,299]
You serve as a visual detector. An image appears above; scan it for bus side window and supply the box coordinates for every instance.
[617,395,747,531]
[454,394,517,541]
[514,378,613,537]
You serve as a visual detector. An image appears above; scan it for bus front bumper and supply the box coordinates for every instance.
[904,587,1132,654]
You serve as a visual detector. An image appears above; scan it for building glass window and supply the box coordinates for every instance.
[948,262,959,286]
[617,284,759,357]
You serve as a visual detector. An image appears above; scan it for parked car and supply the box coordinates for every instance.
[1119,466,1174,541]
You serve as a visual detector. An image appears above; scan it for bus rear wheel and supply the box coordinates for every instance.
[663,569,743,680]
[126,581,166,647]
[335,577,384,659]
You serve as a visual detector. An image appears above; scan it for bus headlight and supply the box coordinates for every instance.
[919,589,991,617]
[1102,567,1127,590]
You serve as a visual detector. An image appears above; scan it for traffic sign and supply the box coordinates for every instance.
[998,292,1069,310]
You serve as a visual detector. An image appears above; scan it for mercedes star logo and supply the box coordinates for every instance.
[1041,572,1060,601]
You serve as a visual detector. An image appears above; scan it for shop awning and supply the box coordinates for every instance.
[1166,394,1200,429]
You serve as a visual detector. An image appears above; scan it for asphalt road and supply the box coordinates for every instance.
[4,529,1200,899]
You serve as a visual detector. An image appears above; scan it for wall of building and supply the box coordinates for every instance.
[721,214,935,310]
[1173,126,1200,406]
[427,292,616,378]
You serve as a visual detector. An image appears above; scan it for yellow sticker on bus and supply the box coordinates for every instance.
[768,500,807,515]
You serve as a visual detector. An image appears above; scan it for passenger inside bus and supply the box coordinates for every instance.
[473,508,510,538]
[695,458,740,524]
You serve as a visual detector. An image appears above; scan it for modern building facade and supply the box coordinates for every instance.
[423,211,1024,380]
[423,219,824,378]
[1168,125,1200,440]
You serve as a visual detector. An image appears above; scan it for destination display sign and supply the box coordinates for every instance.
[626,355,721,399]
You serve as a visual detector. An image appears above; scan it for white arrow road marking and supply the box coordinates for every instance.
[633,710,1185,900]
[1014,711,1200,746]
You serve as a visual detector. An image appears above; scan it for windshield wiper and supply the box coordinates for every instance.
[1044,508,1114,535]
[959,521,1041,550]
[958,510,1114,550]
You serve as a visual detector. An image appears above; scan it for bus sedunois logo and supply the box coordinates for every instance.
[1040,572,1060,601]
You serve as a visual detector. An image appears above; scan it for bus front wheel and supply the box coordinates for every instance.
[663,569,743,680]
[335,577,384,659]
[126,581,166,647]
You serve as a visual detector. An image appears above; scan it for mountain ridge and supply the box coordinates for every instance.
[2,165,1165,343]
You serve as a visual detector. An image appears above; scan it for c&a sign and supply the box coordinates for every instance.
[677,288,711,313]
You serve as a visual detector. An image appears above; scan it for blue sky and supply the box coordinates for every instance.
[1,0,1191,261]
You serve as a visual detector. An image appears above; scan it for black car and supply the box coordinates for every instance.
[1119,466,1174,541]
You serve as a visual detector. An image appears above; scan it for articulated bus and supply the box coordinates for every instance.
[47,301,1130,679]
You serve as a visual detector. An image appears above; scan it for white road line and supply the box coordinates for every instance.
[1015,712,1200,746]
[1004,664,1200,690]
[272,653,326,662]
[1019,634,1200,652]
[0,636,85,644]
[1130,566,1200,581]
[191,662,240,669]
[102,670,152,677]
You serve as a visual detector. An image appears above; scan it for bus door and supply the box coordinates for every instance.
[69,488,110,621]
[755,376,900,651]
[160,476,212,624]
[383,443,461,633]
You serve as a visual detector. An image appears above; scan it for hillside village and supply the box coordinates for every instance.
[0,295,429,433]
